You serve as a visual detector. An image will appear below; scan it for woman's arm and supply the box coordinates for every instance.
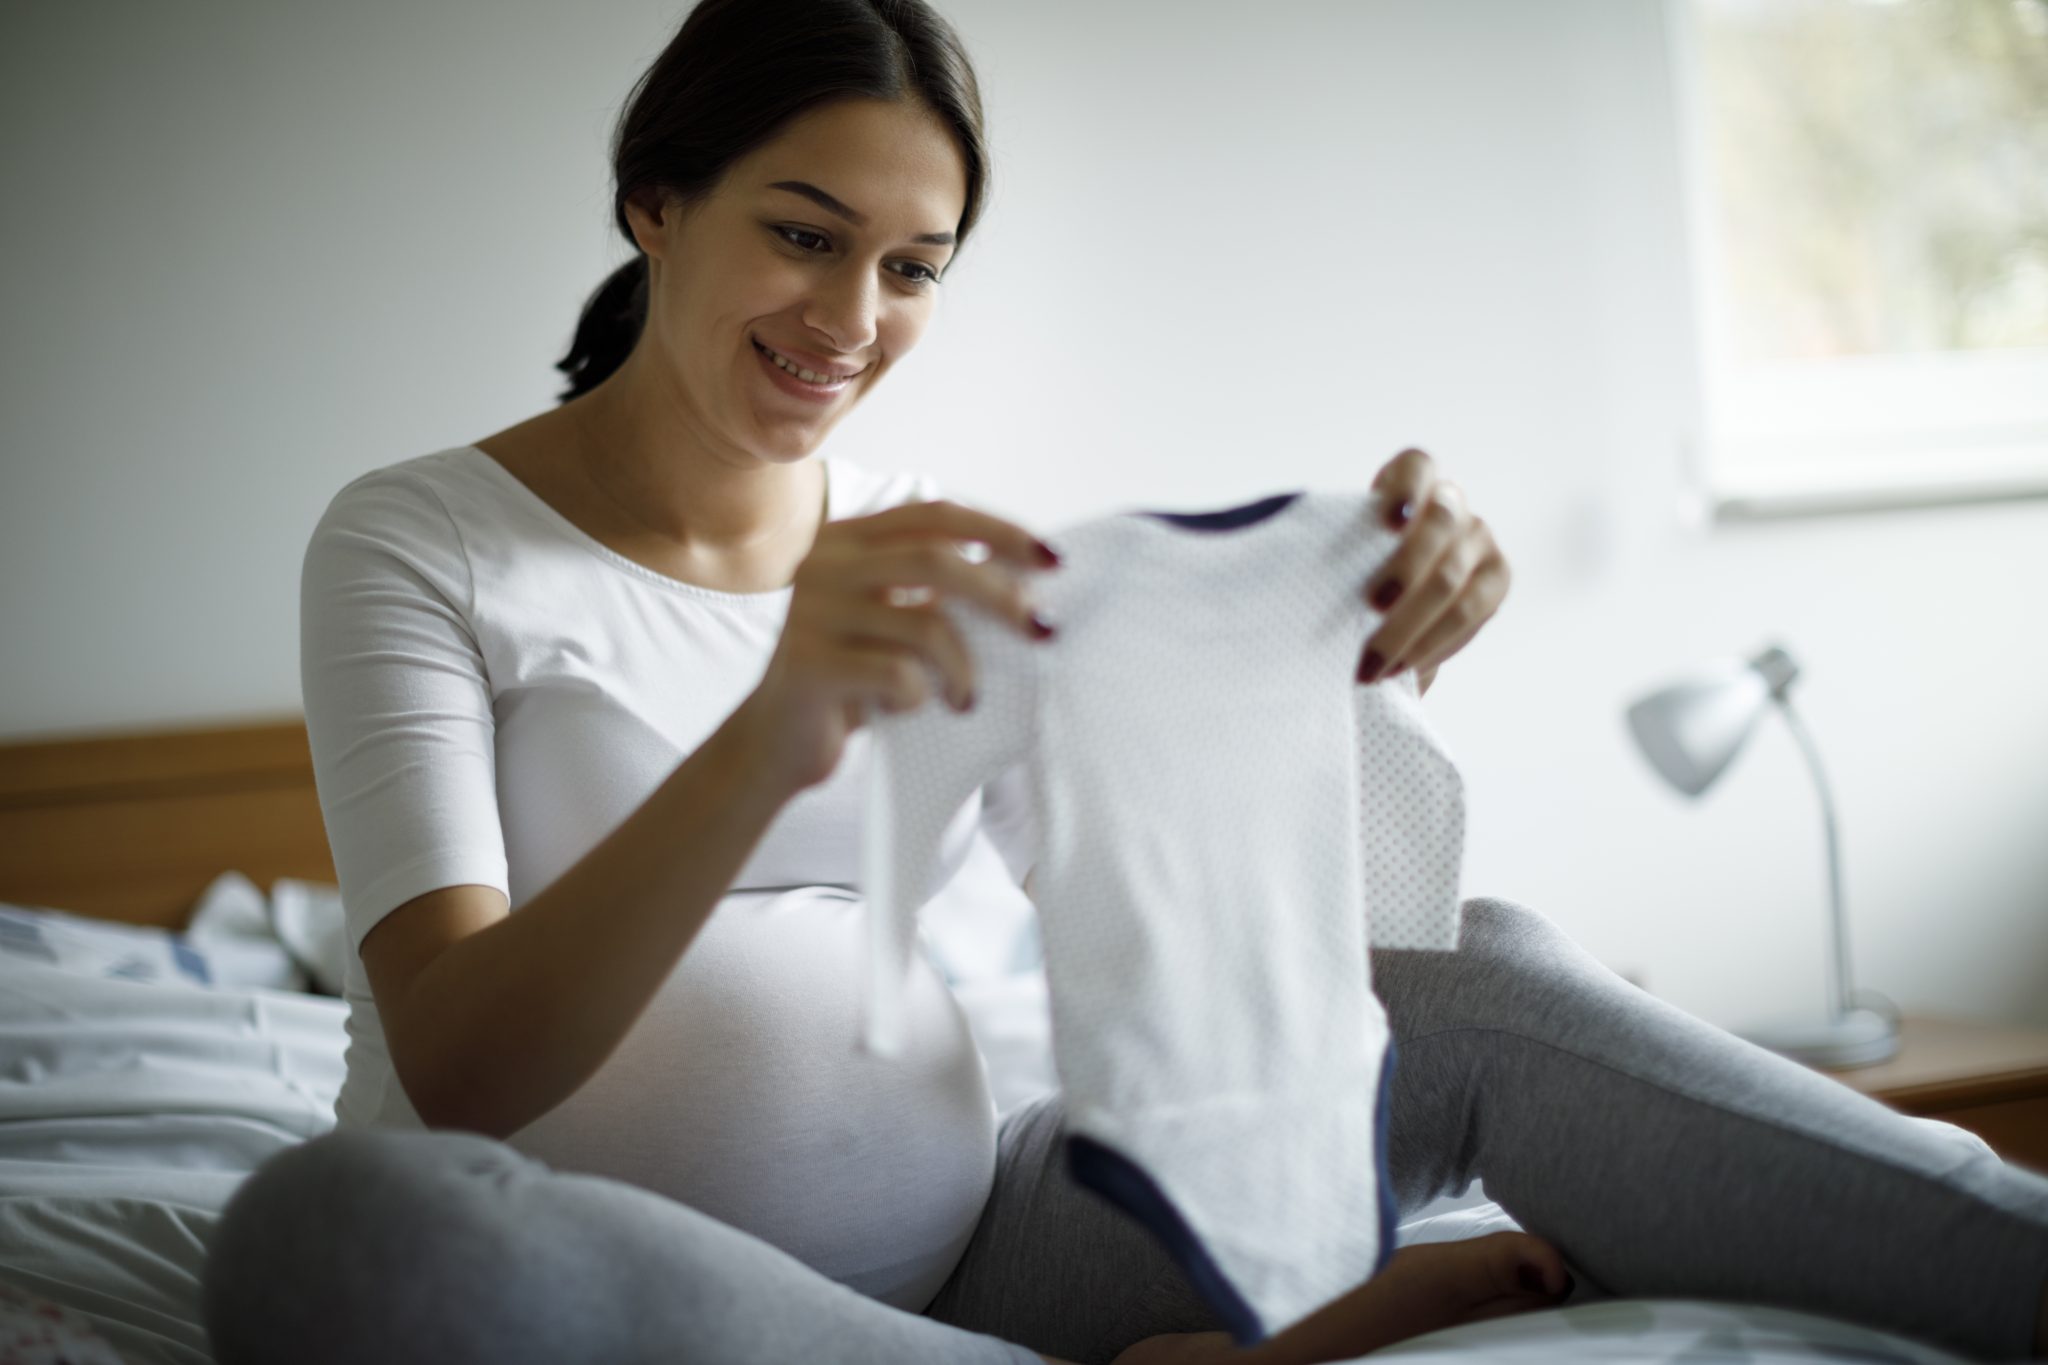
[305,471,808,1139]
[362,701,801,1138]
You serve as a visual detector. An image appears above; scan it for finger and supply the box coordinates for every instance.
[1399,610,1483,680]
[1370,447,1438,530]
[836,598,978,712]
[854,539,1047,641]
[840,640,939,716]
[1382,549,1508,676]
[857,498,1062,572]
[1361,507,1480,675]
[1360,486,1465,621]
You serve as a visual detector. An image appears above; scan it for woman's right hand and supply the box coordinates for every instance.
[740,496,1062,793]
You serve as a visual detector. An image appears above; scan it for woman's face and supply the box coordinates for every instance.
[623,97,969,460]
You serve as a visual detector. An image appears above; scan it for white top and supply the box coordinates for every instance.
[857,489,1467,1337]
[301,444,1023,1312]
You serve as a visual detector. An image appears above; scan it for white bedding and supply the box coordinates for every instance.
[0,882,1980,1365]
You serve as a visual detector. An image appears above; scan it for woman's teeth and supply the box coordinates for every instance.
[759,341,855,386]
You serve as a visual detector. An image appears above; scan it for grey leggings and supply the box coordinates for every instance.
[201,897,2048,1364]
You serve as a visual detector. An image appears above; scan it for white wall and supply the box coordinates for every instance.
[4,0,2044,1032]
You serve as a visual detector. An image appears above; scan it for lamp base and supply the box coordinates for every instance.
[1736,1007,1900,1070]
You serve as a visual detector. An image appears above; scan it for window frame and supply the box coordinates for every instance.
[1665,0,2048,521]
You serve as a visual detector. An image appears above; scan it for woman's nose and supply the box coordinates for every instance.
[802,264,879,355]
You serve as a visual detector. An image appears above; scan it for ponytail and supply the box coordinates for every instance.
[554,256,649,403]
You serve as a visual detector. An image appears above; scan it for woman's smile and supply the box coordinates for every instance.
[752,336,864,404]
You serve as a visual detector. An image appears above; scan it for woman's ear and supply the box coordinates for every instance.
[622,186,674,260]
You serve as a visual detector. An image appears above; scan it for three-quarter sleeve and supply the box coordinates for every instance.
[300,470,508,956]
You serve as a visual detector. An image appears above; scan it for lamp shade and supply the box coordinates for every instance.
[1625,656,1773,797]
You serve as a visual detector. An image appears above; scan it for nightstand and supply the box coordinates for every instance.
[1812,1014,2048,1175]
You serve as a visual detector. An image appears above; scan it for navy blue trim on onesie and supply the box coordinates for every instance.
[1064,1033,1405,1346]
[1065,1133,1267,1344]
[1136,491,1304,531]
[1374,1034,1400,1277]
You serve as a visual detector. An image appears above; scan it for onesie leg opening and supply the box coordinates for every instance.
[1065,1132,1266,1346]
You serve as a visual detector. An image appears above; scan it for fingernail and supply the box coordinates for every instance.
[1035,540,1062,567]
[1029,611,1057,639]
[1562,1273,1577,1298]
[1518,1265,1548,1296]
[1389,499,1415,529]
[1357,649,1385,683]
[1371,579,1403,610]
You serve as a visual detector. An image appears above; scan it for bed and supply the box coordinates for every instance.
[0,717,1996,1364]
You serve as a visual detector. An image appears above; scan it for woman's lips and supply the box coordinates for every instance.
[753,338,860,405]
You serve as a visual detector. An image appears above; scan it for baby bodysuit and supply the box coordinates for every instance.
[858,488,1467,1343]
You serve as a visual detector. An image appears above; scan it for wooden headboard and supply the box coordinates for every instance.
[0,716,335,930]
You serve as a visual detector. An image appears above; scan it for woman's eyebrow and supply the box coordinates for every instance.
[766,180,955,246]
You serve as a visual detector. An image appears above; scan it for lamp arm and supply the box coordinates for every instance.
[1771,695,1853,1022]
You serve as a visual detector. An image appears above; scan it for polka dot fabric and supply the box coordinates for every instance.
[860,488,1467,1342]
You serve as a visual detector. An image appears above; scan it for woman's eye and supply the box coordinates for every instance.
[774,226,939,287]
[775,226,829,252]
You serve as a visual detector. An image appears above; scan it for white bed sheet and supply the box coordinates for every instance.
[0,901,1983,1365]
[0,956,347,1364]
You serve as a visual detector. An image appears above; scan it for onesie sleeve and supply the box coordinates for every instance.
[1354,669,1465,951]
[976,758,1040,891]
[300,469,509,958]
[896,469,1043,894]
[861,599,1037,1057]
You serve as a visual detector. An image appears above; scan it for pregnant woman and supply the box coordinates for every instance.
[201,1,2048,1361]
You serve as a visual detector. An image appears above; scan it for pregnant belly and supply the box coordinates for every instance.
[502,888,998,1310]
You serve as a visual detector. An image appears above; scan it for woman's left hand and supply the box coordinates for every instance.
[1356,447,1511,690]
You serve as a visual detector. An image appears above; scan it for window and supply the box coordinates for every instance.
[1671,0,2048,518]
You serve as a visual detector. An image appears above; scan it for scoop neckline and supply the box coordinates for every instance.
[454,444,830,607]
[1131,490,1307,534]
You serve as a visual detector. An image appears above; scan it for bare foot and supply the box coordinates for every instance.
[1248,1232,1574,1365]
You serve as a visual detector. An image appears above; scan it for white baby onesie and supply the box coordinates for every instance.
[858,488,1467,1343]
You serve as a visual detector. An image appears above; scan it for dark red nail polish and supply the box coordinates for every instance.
[1371,579,1403,610]
[1357,649,1385,683]
[1389,499,1415,529]
[1035,540,1062,567]
[1029,611,1057,639]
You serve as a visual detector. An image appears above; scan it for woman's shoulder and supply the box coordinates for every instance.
[313,444,543,551]
[302,447,505,607]
[320,445,494,519]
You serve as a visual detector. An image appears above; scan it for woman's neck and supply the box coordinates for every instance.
[570,349,819,556]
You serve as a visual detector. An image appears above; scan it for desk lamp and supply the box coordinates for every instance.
[1625,642,1899,1068]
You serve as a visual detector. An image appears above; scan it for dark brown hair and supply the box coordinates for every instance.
[554,0,990,402]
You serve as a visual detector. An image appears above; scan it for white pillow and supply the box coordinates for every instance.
[267,876,348,996]
[0,870,346,995]
[0,899,238,989]
[183,870,311,991]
